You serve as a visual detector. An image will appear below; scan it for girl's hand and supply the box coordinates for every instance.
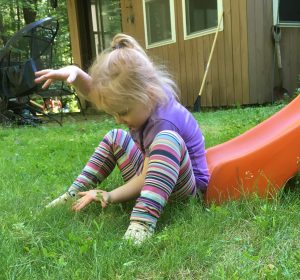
[72,190,111,212]
[34,65,80,89]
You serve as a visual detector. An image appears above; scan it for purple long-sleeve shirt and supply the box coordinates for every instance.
[130,92,210,191]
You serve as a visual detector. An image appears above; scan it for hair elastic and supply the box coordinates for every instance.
[112,43,122,50]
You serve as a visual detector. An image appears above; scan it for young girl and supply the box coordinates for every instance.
[35,34,210,244]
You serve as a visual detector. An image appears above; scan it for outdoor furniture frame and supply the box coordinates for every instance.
[0,17,84,126]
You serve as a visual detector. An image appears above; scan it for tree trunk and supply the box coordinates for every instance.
[9,3,17,32]
[0,12,5,46]
[23,0,38,24]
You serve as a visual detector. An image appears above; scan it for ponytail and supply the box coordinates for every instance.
[89,33,179,113]
[111,34,146,56]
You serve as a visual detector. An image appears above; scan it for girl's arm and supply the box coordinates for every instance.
[109,157,149,203]
[35,65,92,97]
[72,157,149,211]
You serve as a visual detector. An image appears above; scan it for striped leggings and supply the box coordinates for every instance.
[69,129,197,229]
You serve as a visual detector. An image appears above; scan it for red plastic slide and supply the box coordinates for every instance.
[204,95,300,204]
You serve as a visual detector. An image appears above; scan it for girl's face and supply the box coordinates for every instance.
[113,102,152,130]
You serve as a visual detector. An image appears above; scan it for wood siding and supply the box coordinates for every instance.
[67,0,94,71]
[247,0,300,103]
[121,0,249,108]
[279,27,300,96]
[66,0,82,67]
[67,0,300,107]
[247,0,274,104]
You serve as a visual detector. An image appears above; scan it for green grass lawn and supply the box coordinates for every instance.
[1,103,300,279]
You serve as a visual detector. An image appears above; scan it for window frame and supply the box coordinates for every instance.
[273,0,300,27]
[142,0,176,49]
[182,0,223,40]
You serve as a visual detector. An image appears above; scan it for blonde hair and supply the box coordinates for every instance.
[88,33,178,115]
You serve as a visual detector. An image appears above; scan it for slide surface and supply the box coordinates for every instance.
[204,95,300,204]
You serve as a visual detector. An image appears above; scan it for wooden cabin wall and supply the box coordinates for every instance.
[67,0,97,109]
[120,0,183,103]
[247,0,300,102]
[66,0,82,67]
[121,0,250,108]
[247,0,274,104]
[279,28,300,96]
[67,0,94,71]
[68,0,300,107]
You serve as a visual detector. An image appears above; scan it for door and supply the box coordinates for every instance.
[90,0,122,56]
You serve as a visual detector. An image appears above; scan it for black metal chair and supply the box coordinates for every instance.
[0,17,84,126]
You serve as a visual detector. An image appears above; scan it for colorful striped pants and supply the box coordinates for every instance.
[68,129,197,229]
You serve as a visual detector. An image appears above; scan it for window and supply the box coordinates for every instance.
[273,0,300,27]
[143,0,176,49]
[90,0,122,55]
[182,0,223,40]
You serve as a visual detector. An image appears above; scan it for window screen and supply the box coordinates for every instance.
[184,0,218,36]
[279,0,300,24]
[143,0,175,48]
[182,0,223,39]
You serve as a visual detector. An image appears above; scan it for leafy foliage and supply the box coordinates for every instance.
[0,0,71,66]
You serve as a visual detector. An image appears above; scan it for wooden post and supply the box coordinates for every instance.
[66,0,86,109]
